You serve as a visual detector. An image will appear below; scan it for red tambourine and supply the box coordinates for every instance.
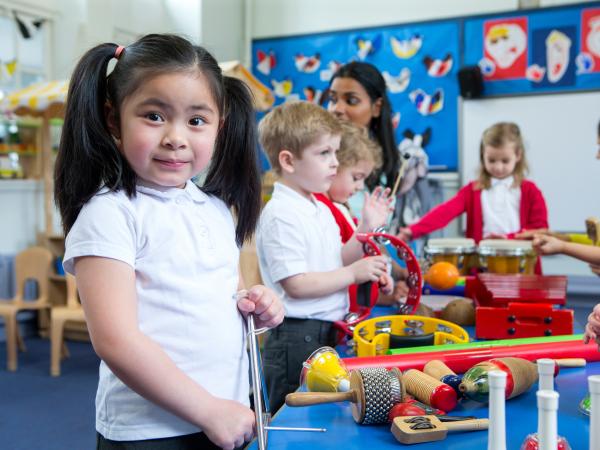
[333,231,423,341]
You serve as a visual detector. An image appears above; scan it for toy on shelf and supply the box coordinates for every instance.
[424,261,460,290]
[286,367,405,425]
[459,357,538,403]
[351,314,469,357]
[390,415,488,444]
[299,347,350,393]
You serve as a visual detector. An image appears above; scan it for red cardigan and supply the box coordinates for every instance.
[409,179,548,241]
[409,179,548,273]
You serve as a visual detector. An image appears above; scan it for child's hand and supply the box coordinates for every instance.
[584,304,600,345]
[532,234,565,255]
[484,232,507,239]
[377,280,409,306]
[359,186,393,232]
[590,263,600,277]
[202,397,255,449]
[236,285,284,329]
[515,228,549,240]
[349,255,388,284]
[378,272,394,296]
[397,227,412,242]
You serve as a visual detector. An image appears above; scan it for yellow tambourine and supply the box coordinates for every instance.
[353,315,469,357]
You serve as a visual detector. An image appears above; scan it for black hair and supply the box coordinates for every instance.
[329,61,399,190]
[54,34,260,246]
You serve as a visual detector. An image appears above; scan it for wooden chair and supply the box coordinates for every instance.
[50,273,86,376]
[0,246,53,371]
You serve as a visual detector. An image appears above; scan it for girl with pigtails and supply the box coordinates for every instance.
[55,34,283,450]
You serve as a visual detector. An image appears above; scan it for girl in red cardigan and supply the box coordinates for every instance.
[398,122,548,272]
[315,121,408,308]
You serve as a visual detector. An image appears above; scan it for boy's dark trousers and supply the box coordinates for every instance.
[262,317,338,413]
[97,432,221,450]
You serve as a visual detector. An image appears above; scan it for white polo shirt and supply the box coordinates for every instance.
[482,176,521,237]
[63,181,248,441]
[256,182,348,322]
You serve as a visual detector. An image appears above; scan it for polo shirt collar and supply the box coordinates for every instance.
[136,180,208,204]
[273,182,319,214]
[490,175,514,188]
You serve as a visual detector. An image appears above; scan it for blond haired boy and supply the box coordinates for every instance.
[256,102,392,411]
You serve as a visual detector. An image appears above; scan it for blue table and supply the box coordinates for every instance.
[248,361,597,449]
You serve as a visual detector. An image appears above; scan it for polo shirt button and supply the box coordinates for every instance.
[304,335,312,343]
[176,197,184,204]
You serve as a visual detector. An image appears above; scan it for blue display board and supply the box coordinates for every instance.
[464,2,600,96]
[252,21,460,171]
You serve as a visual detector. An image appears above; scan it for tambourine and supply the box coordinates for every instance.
[334,231,423,340]
[353,315,469,357]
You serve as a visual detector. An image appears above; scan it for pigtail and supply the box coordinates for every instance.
[203,76,261,247]
[54,43,136,235]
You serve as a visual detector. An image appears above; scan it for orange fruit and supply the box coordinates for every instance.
[425,261,460,290]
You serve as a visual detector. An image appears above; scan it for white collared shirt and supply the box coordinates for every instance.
[64,181,248,441]
[256,182,348,321]
[481,176,521,237]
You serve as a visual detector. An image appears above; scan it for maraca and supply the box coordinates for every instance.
[300,346,350,392]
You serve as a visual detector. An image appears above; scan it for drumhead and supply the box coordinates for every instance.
[425,237,477,254]
[478,239,534,256]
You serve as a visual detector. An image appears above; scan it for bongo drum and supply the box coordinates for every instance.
[477,239,537,275]
[424,238,477,275]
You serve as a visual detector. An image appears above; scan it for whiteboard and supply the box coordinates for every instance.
[461,91,600,232]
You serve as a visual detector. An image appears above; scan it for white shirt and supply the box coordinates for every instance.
[63,181,248,441]
[481,176,521,237]
[256,182,348,321]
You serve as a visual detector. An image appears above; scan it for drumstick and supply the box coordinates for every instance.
[390,153,411,198]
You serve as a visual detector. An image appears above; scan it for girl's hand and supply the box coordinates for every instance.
[377,280,409,306]
[349,255,388,284]
[484,232,507,239]
[532,234,565,255]
[515,228,549,240]
[359,186,393,232]
[202,397,255,449]
[397,227,412,242]
[236,285,284,329]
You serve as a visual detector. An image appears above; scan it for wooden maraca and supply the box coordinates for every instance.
[424,360,463,397]
[286,367,404,425]
[459,357,538,403]
[402,369,457,412]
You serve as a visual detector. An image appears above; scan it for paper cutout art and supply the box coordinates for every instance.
[355,34,382,60]
[320,60,343,82]
[409,88,444,116]
[295,53,321,73]
[423,53,453,77]
[581,8,600,73]
[483,17,528,80]
[391,34,423,59]
[383,68,411,93]
[271,78,293,98]
[256,49,276,76]
[526,64,546,82]
[545,30,571,83]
